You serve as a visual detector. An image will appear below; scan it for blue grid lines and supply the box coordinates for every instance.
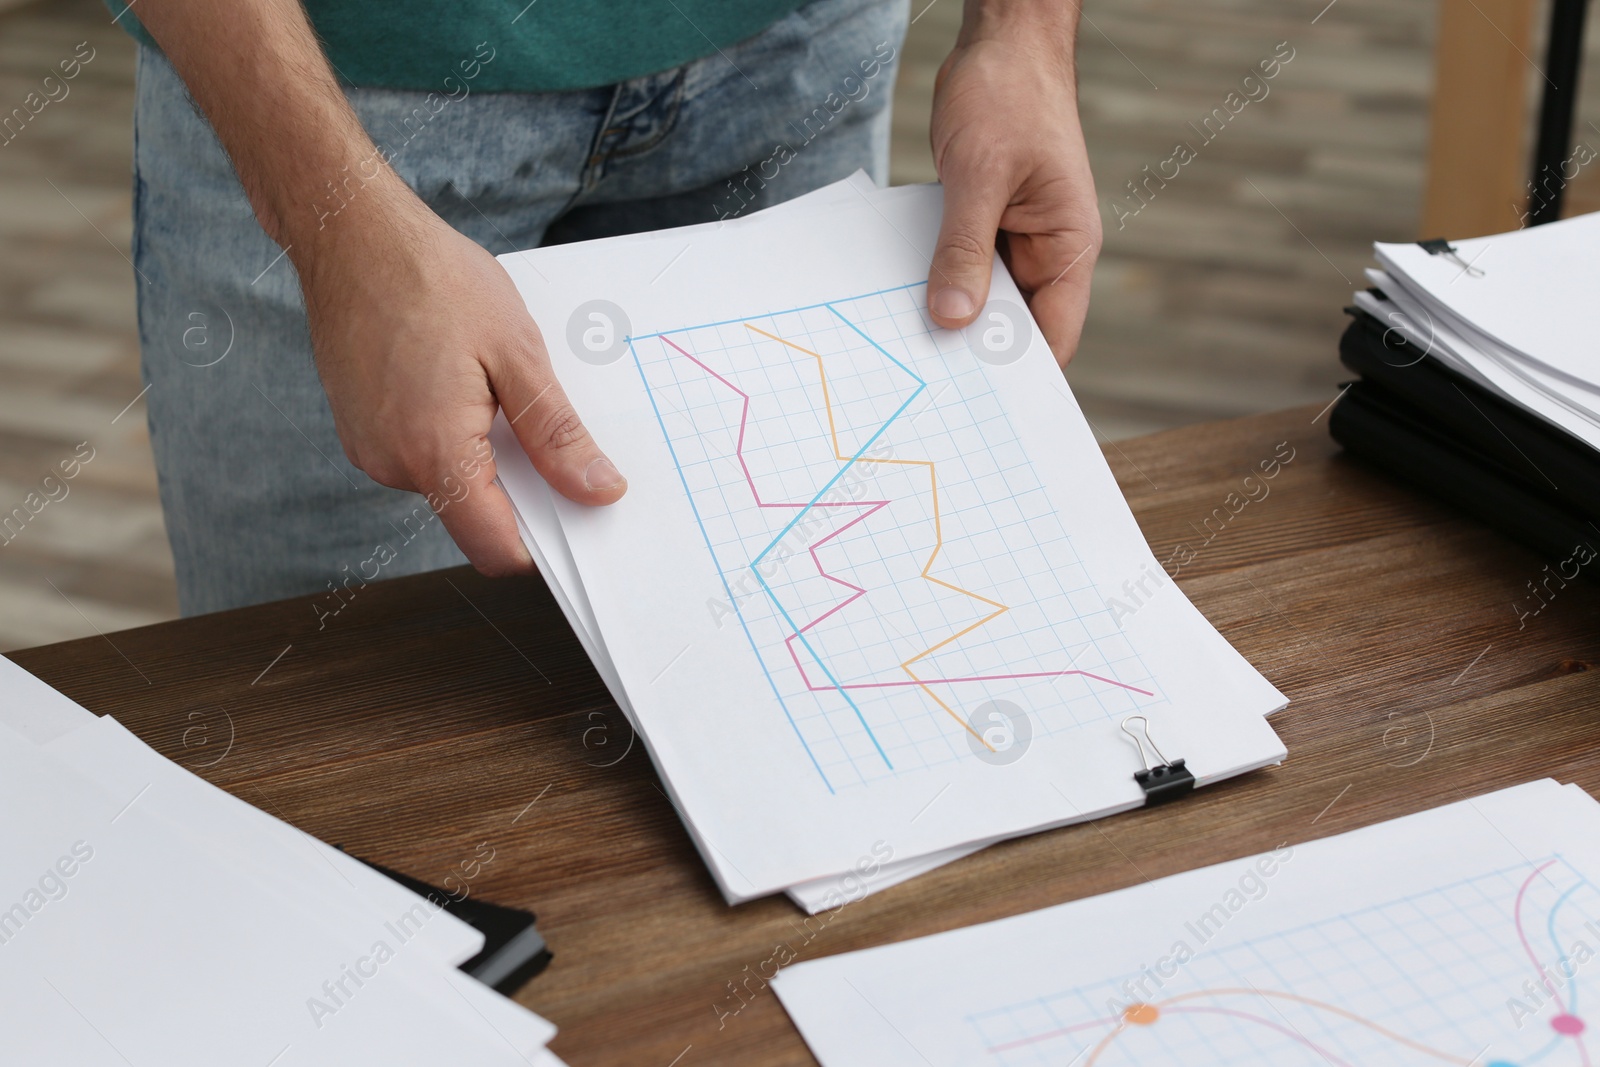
[631,282,1161,791]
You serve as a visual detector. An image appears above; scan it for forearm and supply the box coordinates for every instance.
[133,1,421,267]
[956,0,1079,70]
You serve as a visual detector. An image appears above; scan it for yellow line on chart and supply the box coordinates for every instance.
[744,323,1008,750]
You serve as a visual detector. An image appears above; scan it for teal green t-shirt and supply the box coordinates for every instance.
[111,2,805,93]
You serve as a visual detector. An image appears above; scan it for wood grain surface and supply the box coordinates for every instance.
[11,404,1600,1066]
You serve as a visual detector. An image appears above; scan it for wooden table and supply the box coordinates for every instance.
[13,404,1600,1066]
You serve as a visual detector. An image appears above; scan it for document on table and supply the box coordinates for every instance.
[773,778,1600,1066]
[1365,211,1600,446]
[0,655,566,1066]
[1376,212,1600,388]
[492,176,1287,903]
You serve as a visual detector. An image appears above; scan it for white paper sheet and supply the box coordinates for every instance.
[787,691,1292,914]
[0,652,96,743]
[0,656,558,1060]
[773,779,1600,1067]
[1364,265,1600,425]
[0,655,492,967]
[494,179,1286,902]
[1375,212,1600,387]
[0,723,547,1065]
[1354,284,1600,451]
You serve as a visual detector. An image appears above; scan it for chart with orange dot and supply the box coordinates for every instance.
[773,780,1600,1067]
[971,855,1598,1066]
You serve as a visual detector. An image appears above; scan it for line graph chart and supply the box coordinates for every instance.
[969,855,1600,1066]
[627,283,1161,792]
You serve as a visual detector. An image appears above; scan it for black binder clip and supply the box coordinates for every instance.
[1417,238,1485,278]
[1121,715,1195,806]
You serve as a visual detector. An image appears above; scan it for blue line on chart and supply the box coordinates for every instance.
[631,280,928,339]
[632,289,941,786]
[745,302,926,772]
[628,334,837,794]
[1551,879,1586,1012]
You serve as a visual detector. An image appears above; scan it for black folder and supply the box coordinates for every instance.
[1330,308,1600,564]
[1337,307,1600,515]
[342,851,553,996]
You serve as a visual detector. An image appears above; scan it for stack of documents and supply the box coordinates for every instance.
[1357,212,1600,452]
[774,778,1600,1066]
[0,656,564,1066]
[1337,213,1600,559]
[492,173,1288,910]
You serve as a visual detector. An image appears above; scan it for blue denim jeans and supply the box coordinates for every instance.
[132,0,907,615]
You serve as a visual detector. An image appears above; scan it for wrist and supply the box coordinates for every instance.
[283,169,435,290]
[957,0,1078,72]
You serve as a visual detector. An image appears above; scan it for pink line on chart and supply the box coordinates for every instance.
[782,648,1156,698]
[1516,861,1569,1013]
[985,1014,1121,1053]
[1514,860,1592,1067]
[659,332,1152,700]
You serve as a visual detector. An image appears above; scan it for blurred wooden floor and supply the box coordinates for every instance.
[1,0,1596,649]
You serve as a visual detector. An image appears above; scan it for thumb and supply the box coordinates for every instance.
[928,169,1009,329]
[494,346,627,507]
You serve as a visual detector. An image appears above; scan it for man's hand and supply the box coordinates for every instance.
[928,0,1101,366]
[299,193,626,577]
[134,0,623,579]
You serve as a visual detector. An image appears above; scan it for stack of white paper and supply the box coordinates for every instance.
[774,778,1600,1066]
[1357,211,1600,450]
[491,174,1288,910]
[0,655,565,1067]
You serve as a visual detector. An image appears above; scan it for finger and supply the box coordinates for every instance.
[493,342,627,507]
[1016,231,1099,366]
[413,438,538,578]
[928,161,1011,329]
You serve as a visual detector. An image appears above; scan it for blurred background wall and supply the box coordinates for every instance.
[1,0,1597,649]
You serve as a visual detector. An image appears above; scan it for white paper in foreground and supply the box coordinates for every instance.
[496,181,1286,901]
[0,657,559,1059]
[0,723,545,1066]
[0,656,490,967]
[773,779,1600,1066]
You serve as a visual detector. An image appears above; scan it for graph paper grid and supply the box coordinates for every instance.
[968,854,1600,1067]
[627,282,1163,793]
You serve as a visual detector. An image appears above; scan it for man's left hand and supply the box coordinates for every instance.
[927,4,1100,367]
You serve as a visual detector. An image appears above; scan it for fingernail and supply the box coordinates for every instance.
[933,287,976,322]
[584,456,625,492]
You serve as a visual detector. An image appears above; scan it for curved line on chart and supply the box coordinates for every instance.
[1162,1005,1358,1067]
[1025,1006,1358,1067]
[1076,1020,1129,1065]
[988,866,1596,1066]
[1550,874,1594,1067]
[1072,988,1476,1067]
[1525,1031,1568,1066]
[1517,861,1571,1014]
[985,1014,1122,1054]
[1550,879,1586,1015]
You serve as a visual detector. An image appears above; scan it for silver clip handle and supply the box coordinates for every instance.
[1120,714,1172,771]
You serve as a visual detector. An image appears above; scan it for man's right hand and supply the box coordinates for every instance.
[294,190,626,577]
[134,0,624,579]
